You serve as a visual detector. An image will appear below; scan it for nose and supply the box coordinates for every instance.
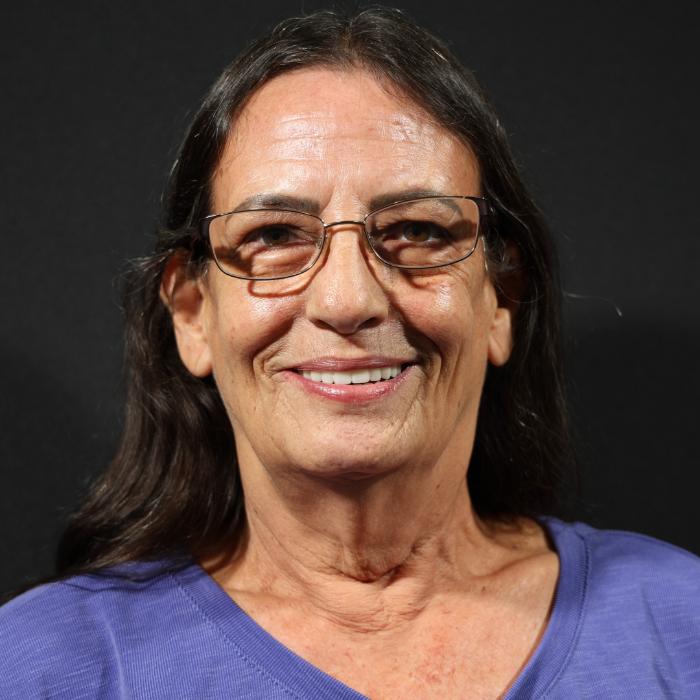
[305,224,390,335]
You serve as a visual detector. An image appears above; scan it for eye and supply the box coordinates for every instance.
[375,220,451,246]
[209,209,323,278]
[249,226,295,247]
[365,198,479,268]
[398,221,448,243]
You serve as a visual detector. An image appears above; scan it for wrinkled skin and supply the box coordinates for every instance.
[162,68,557,699]
[168,68,511,488]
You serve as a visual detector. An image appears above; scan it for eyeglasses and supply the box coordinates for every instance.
[200,195,491,281]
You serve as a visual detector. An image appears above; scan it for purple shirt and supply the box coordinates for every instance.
[1,518,699,698]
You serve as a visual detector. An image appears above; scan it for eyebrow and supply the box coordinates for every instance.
[230,188,456,217]
[233,193,321,214]
[368,188,449,211]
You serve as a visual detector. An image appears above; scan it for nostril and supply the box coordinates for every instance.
[310,309,385,335]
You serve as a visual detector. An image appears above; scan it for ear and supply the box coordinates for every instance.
[486,240,521,367]
[487,305,513,367]
[160,253,213,377]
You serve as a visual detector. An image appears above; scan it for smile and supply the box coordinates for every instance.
[298,365,402,385]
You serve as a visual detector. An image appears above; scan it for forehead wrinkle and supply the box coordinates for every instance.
[213,73,482,210]
[222,133,440,174]
[375,115,438,143]
[269,113,337,138]
[260,110,433,142]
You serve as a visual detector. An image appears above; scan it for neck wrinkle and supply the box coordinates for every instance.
[210,482,500,635]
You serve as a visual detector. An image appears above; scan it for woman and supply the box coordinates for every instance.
[1,8,698,699]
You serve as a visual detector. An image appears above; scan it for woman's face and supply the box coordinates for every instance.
[173,68,512,482]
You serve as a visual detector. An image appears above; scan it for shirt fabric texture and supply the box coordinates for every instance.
[1,517,699,699]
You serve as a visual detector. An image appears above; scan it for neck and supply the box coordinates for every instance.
[204,446,524,634]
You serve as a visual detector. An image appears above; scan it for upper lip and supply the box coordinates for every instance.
[290,356,416,372]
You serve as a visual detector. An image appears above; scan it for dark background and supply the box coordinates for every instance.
[2,1,699,596]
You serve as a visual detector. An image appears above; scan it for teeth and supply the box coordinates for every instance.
[351,370,370,384]
[300,365,403,384]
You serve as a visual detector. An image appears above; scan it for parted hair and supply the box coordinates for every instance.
[56,7,574,577]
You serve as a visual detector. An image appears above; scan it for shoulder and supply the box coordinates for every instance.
[0,560,183,632]
[532,519,700,696]
[545,518,700,650]
[0,561,185,698]
[557,518,700,592]
[546,517,700,602]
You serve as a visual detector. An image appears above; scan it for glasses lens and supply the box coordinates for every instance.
[366,197,480,268]
[208,209,324,279]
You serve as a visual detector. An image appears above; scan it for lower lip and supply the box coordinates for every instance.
[284,366,413,403]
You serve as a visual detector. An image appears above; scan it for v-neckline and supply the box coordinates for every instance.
[171,516,587,699]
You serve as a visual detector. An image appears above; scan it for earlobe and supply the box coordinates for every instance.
[160,254,213,378]
[487,305,513,367]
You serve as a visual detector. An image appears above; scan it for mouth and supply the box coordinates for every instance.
[285,358,416,403]
[296,364,404,385]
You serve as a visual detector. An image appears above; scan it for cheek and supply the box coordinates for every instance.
[206,286,298,385]
[397,274,488,362]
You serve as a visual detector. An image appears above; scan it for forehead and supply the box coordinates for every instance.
[211,67,480,212]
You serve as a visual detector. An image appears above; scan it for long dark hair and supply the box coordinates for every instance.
[55,7,574,578]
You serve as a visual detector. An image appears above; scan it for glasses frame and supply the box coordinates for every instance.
[199,195,493,281]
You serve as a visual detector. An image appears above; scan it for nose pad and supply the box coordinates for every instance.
[305,226,389,335]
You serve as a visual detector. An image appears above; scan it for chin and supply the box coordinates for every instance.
[287,439,407,483]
